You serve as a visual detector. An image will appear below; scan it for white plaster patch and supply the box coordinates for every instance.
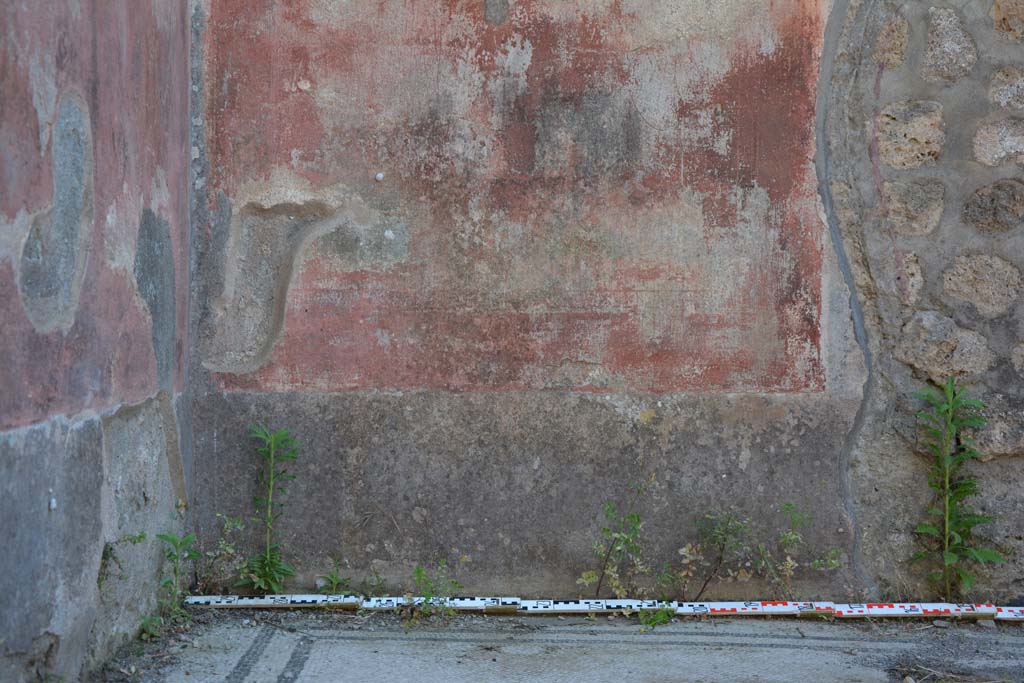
[756,23,780,56]
[624,52,680,140]
[0,209,31,264]
[102,184,143,275]
[29,52,58,151]
[488,35,533,133]
[234,166,362,210]
[620,0,817,48]
[738,445,751,471]
[150,167,171,217]
[501,36,533,87]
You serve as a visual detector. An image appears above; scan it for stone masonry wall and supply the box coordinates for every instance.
[188,0,1024,604]
[0,2,191,681]
[826,0,1024,599]
[3,4,1024,680]
[188,0,871,600]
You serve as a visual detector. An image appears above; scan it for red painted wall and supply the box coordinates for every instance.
[0,1,190,429]
[207,0,825,394]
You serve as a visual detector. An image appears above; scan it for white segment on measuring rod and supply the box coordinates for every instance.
[518,599,676,613]
[995,606,1024,620]
[834,603,1002,618]
[447,597,521,611]
[834,603,922,618]
[519,599,624,613]
[757,601,801,615]
[186,594,362,608]
[970,603,999,618]
[600,599,675,611]
[361,596,410,610]
[676,602,762,616]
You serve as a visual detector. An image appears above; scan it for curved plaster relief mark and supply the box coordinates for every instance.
[18,91,93,334]
[201,196,404,374]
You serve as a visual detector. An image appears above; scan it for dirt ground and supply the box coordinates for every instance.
[83,608,1024,683]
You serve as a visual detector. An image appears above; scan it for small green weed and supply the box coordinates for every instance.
[139,614,163,641]
[197,513,245,594]
[637,606,674,632]
[97,532,148,589]
[157,531,198,622]
[239,546,293,595]
[579,489,839,603]
[403,559,463,624]
[318,560,351,594]
[913,377,1004,598]
[237,425,298,594]
[753,502,840,600]
[658,511,749,602]
[359,568,388,598]
[810,548,842,572]
[124,531,148,545]
[577,481,648,598]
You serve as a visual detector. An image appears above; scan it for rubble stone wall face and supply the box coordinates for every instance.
[826,0,1024,598]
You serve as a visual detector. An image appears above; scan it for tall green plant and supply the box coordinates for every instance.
[237,425,297,594]
[913,377,1004,598]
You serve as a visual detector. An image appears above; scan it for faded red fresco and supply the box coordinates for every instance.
[208,0,826,393]
[0,2,189,429]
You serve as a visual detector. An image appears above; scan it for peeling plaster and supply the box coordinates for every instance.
[205,0,827,394]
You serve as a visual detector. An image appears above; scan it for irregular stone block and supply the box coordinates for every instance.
[974,118,1024,166]
[992,0,1024,40]
[966,392,1024,461]
[884,179,944,236]
[0,418,104,683]
[90,395,184,667]
[877,101,944,169]
[920,8,977,84]
[963,179,1024,233]
[943,254,1022,318]
[989,67,1024,109]
[895,310,995,383]
[874,13,908,68]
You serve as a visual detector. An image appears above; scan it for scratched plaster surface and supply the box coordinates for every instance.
[0,1,190,430]
[203,0,828,393]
